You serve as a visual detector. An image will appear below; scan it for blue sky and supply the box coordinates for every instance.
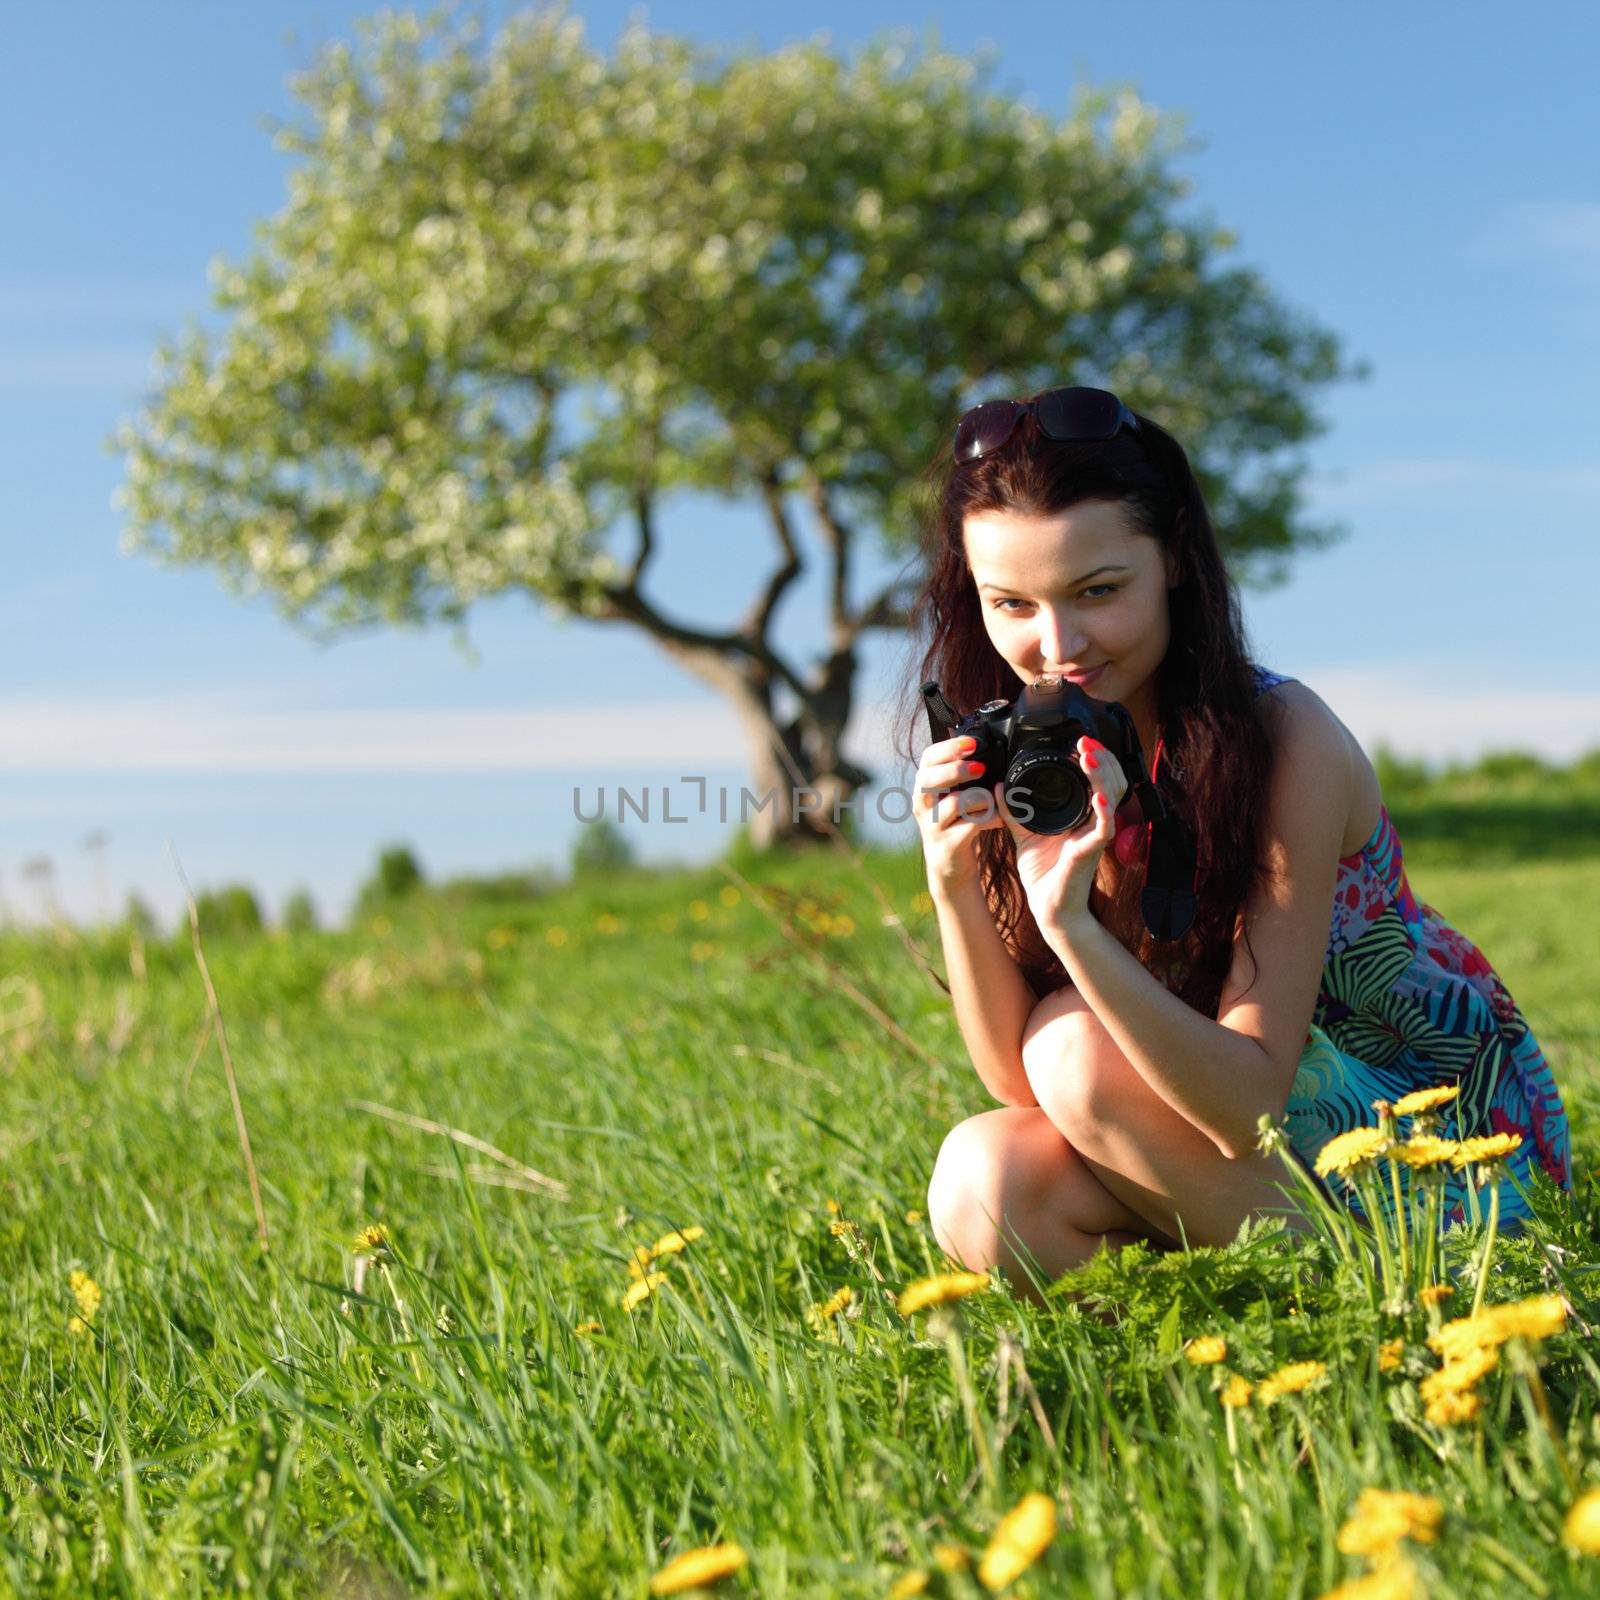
[3,0,1598,926]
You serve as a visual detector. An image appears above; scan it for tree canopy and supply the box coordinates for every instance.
[111,1,1364,841]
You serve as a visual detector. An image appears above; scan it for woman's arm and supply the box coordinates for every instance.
[931,875,1040,1108]
[1039,693,1351,1159]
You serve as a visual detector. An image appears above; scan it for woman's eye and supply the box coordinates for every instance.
[992,587,1114,612]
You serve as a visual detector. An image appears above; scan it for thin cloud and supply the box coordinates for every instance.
[1466,199,1600,287]
[1304,455,1600,509]
[0,693,753,774]
[1301,663,1600,766]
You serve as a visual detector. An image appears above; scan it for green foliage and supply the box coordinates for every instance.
[189,883,263,938]
[122,892,162,940]
[281,886,320,933]
[432,864,559,904]
[570,815,635,877]
[1,815,1597,1594]
[357,843,425,913]
[110,1,1360,632]
[1371,741,1432,799]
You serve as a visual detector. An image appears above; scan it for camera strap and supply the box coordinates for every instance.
[1125,757,1200,943]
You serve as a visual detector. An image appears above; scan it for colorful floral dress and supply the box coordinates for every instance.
[1253,667,1574,1232]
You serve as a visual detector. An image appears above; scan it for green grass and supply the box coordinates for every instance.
[2,807,1598,1597]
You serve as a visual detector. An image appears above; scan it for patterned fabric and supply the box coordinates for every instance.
[1254,666,1573,1233]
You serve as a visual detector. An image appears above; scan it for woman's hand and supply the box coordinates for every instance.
[998,735,1129,937]
[913,734,1007,894]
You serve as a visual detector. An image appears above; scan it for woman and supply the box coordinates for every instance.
[903,386,1574,1303]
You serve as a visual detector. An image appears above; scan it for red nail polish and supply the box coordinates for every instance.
[1084,755,1099,770]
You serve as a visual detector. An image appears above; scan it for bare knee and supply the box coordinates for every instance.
[926,1107,1124,1299]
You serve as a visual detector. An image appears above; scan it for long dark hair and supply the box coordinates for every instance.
[897,398,1278,1018]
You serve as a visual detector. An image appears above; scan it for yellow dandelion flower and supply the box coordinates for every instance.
[1429,1294,1567,1360]
[887,1572,929,1600]
[1419,1284,1453,1306]
[595,913,622,935]
[806,1286,854,1331]
[688,899,711,921]
[690,941,716,962]
[545,925,569,947]
[821,1286,854,1318]
[1424,1390,1480,1426]
[911,891,934,914]
[573,1320,602,1337]
[650,1225,704,1258]
[1336,1487,1443,1557]
[1390,1136,1459,1169]
[718,885,740,908]
[622,1271,669,1312]
[352,1224,390,1256]
[1183,1335,1228,1365]
[1420,1345,1498,1401]
[485,925,517,950]
[1316,1559,1418,1600]
[905,1209,923,1225]
[648,1541,747,1594]
[1220,1374,1255,1408]
[1314,1127,1391,1179]
[68,1314,92,1337]
[1255,1359,1328,1405]
[1562,1487,1600,1555]
[829,1219,857,1239]
[1392,1083,1461,1116]
[932,1543,969,1573]
[1377,1339,1405,1373]
[825,1198,841,1215]
[977,1491,1056,1592]
[897,1271,990,1317]
[829,914,855,937]
[68,1270,101,1321]
[1449,1132,1522,1168]
[1491,1294,1569,1342]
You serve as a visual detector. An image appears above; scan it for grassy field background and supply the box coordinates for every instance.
[3,775,1599,1596]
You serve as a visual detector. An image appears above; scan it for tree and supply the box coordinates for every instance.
[111,2,1363,846]
[282,886,320,933]
[192,884,265,938]
[570,816,635,877]
[357,844,425,911]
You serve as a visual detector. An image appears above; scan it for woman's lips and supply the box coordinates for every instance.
[1062,664,1107,687]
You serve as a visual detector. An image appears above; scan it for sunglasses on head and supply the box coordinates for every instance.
[952,385,1140,464]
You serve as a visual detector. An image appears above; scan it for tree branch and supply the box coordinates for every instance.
[743,468,804,638]
[801,469,852,643]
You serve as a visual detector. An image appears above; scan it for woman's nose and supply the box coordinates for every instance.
[1039,605,1083,662]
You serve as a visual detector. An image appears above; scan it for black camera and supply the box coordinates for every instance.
[920,674,1199,941]
[920,674,1145,834]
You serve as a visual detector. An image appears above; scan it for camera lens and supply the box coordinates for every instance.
[1004,749,1090,834]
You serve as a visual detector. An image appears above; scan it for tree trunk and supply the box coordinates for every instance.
[648,634,870,849]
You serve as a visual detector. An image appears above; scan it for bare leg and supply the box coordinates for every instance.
[1021,984,1321,1248]
[926,1105,1174,1307]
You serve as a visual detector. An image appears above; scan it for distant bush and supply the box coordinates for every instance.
[191,884,264,938]
[434,866,560,905]
[122,893,162,941]
[356,845,425,913]
[282,888,319,933]
[571,817,635,877]
[1371,743,1434,798]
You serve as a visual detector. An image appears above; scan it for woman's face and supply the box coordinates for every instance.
[962,499,1179,721]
